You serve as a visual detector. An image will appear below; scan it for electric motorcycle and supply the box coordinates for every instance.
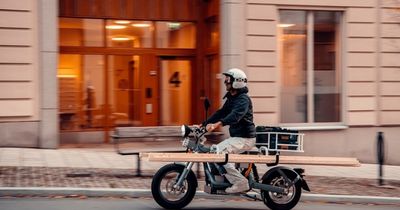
[151,124,310,210]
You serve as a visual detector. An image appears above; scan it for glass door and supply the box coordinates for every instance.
[108,55,142,127]
[160,58,193,125]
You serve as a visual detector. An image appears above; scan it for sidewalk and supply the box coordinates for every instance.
[0,142,399,202]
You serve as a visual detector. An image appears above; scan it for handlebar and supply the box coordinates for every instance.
[181,124,210,152]
[193,126,207,137]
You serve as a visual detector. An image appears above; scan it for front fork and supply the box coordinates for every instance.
[174,162,195,189]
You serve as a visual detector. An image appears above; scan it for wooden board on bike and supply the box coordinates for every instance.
[141,152,360,167]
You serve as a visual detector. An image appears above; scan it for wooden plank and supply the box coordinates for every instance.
[142,152,361,167]
[247,0,376,7]
[279,156,361,166]
[115,126,181,137]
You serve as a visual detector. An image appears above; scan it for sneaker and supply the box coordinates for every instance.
[225,181,250,194]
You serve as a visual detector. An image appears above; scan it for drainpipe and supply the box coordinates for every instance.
[38,0,59,148]
[220,0,246,73]
[375,0,382,126]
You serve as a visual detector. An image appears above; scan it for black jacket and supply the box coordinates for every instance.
[203,87,256,138]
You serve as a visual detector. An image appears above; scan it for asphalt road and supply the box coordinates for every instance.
[0,197,399,210]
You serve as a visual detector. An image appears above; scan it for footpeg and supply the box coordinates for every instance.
[204,184,229,195]
[216,190,229,195]
[204,184,212,194]
[241,192,262,201]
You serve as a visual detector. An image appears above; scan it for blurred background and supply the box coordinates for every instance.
[0,0,399,164]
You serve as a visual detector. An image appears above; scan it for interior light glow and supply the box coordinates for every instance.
[132,23,151,28]
[111,37,132,41]
[278,24,295,28]
[57,75,77,78]
[167,22,181,30]
[114,20,130,24]
[106,25,127,29]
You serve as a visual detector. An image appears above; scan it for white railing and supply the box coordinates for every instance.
[255,131,305,153]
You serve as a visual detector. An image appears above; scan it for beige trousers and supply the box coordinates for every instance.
[216,137,256,185]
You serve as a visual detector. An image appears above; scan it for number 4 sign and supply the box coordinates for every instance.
[169,71,182,87]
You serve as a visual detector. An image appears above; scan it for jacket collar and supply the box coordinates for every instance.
[223,87,249,99]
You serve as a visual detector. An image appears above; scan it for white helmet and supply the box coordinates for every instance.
[222,68,247,89]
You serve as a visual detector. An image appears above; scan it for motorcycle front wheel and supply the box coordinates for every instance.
[261,170,302,210]
[151,164,197,209]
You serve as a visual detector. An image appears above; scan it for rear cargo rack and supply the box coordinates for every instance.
[255,131,305,153]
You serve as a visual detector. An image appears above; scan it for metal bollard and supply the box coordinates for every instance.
[377,131,384,186]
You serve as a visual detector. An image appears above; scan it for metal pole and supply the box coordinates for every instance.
[136,155,142,177]
[377,131,384,186]
[197,163,201,178]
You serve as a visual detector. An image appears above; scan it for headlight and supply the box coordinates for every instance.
[181,125,186,137]
[181,125,192,137]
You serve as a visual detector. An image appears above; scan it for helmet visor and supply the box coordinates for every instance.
[223,75,232,84]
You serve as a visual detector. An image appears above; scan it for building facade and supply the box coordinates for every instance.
[0,0,399,164]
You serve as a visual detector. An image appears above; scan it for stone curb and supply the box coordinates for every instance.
[301,193,400,205]
[1,187,400,205]
[0,187,150,198]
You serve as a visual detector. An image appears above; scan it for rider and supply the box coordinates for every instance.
[203,68,256,194]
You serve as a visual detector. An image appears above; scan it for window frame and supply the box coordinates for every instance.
[60,18,198,50]
[277,9,346,128]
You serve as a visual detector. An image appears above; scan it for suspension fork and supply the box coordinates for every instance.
[174,162,195,188]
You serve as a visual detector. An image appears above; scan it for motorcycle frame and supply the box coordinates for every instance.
[173,128,303,195]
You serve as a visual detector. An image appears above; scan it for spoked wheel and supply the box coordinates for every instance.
[151,164,197,209]
[261,171,302,210]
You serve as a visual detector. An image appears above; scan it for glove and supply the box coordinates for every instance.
[182,138,190,148]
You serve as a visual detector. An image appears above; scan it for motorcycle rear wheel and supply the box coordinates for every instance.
[151,164,197,209]
[261,170,302,210]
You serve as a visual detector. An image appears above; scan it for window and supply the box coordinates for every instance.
[59,18,197,49]
[59,18,104,47]
[58,17,198,130]
[106,20,153,48]
[279,10,342,124]
[206,17,219,49]
[58,54,105,131]
[156,22,196,48]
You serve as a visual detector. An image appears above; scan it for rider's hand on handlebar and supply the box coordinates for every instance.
[182,138,190,148]
[192,124,202,128]
[206,121,222,132]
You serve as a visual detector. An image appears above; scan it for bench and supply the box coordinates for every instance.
[111,126,186,176]
[112,126,225,176]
